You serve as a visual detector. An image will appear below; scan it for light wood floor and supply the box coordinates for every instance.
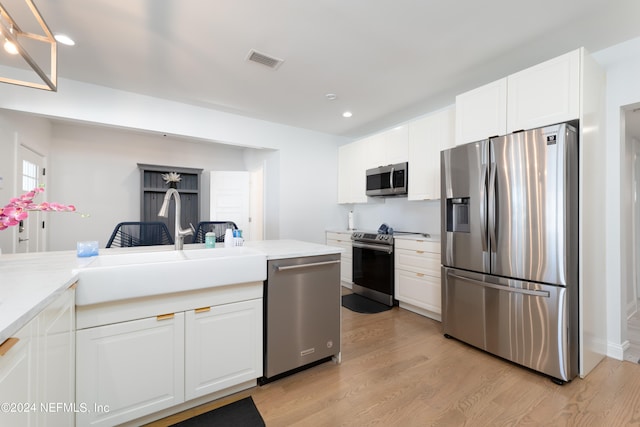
[150,297,640,427]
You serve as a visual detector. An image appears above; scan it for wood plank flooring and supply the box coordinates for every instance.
[149,295,640,427]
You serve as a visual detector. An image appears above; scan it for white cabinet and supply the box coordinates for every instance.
[0,288,75,427]
[184,300,262,400]
[338,140,367,204]
[507,49,580,132]
[455,78,507,145]
[338,124,408,205]
[361,125,409,169]
[0,319,36,427]
[384,125,409,165]
[38,289,75,427]
[394,238,441,321]
[408,107,455,200]
[75,286,263,426]
[76,313,185,427]
[326,231,353,285]
[455,49,582,145]
[364,125,409,169]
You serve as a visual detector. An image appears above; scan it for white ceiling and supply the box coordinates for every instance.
[5,0,640,138]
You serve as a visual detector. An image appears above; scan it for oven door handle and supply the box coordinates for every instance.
[352,241,393,254]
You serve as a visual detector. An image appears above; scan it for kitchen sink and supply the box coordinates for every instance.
[74,247,267,306]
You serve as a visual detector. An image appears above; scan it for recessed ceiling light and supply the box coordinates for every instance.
[325,93,337,100]
[54,34,75,46]
[342,111,353,118]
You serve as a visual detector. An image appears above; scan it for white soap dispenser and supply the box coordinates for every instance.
[224,228,234,247]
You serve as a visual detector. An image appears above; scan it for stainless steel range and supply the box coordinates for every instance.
[351,231,395,306]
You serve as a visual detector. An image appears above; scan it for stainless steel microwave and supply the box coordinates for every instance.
[365,162,408,197]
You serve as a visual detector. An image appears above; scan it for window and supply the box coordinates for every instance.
[22,159,38,191]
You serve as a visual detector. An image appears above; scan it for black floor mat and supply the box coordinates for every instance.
[342,293,392,314]
[170,397,265,427]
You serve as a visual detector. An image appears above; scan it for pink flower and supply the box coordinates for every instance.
[0,187,77,232]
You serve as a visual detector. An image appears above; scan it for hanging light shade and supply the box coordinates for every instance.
[0,0,57,91]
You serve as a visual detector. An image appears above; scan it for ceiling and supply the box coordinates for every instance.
[4,0,640,138]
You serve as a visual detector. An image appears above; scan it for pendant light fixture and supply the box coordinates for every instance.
[0,0,57,91]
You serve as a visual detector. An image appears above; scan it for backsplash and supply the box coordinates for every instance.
[340,198,440,235]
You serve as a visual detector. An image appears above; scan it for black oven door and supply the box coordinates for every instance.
[352,241,394,305]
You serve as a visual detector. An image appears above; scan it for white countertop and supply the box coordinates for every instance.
[393,233,440,242]
[0,250,84,344]
[0,239,341,344]
[326,229,440,242]
[244,239,343,260]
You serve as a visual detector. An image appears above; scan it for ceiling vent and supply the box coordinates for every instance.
[246,49,284,70]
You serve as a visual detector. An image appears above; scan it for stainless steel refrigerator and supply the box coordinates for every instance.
[440,122,579,383]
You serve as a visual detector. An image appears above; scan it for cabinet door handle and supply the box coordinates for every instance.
[416,250,424,254]
[156,313,175,321]
[416,273,425,277]
[0,337,19,356]
[195,307,211,314]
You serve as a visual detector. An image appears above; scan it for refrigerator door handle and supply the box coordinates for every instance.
[480,164,488,252]
[448,272,551,298]
[488,162,497,252]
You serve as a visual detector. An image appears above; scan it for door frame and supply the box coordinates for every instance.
[17,144,47,253]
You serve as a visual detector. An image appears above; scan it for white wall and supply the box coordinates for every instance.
[342,199,440,236]
[592,36,640,359]
[0,77,348,249]
[0,111,52,254]
[46,123,247,250]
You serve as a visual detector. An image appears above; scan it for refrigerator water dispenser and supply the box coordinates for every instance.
[447,198,470,233]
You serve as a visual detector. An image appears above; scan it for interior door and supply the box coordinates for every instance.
[489,123,577,286]
[441,139,489,273]
[210,171,250,239]
[17,145,45,253]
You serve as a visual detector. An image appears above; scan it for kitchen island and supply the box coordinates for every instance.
[0,240,342,427]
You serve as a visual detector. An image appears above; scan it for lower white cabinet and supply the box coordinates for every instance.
[0,288,75,427]
[38,289,76,427]
[76,295,263,427]
[185,300,262,400]
[76,313,186,427]
[326,231,353,285]
[0,318,36,427]
[394,238,441,321]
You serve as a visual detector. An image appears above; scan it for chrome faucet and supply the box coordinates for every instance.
[158,188,194,250]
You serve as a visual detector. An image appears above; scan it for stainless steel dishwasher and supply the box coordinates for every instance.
[261,253,341,383]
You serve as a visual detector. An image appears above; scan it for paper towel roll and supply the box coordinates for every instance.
[348,211,354,230]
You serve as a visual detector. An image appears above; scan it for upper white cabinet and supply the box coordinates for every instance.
[455,48,581,145]
[408,107,455,200]
[364,125,409,169]
[338,140,367,204]
[455,78,507,145]
[506,49,580,132]
[363,133,385,169]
